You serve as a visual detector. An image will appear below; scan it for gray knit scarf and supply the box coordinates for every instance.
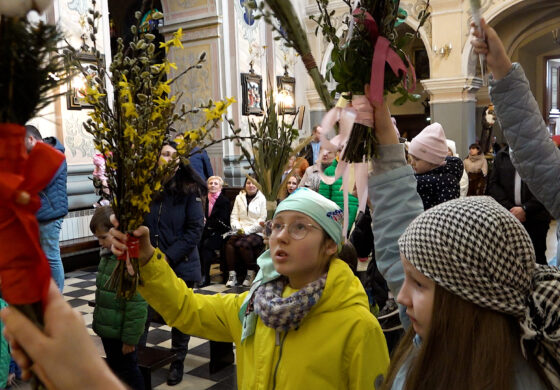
[398,196,560,388]
[252,274,327,332]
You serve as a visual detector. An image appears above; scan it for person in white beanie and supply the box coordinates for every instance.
[408,123,463,210]
[446,139,469,197]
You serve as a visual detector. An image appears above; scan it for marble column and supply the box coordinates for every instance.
[422,77,482,157]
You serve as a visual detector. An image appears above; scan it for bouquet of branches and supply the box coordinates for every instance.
[309,0,429,162]
[231,92,309,220]
[71,2,234,299]
[0,2,70,389]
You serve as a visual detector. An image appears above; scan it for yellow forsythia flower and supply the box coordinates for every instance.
[171,28,184,49]
[124,123,136,141]
[122,101,138,118]
[154,80,171,96]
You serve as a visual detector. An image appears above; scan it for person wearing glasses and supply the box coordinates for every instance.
[0,110,406,389]
[105,187,388,389]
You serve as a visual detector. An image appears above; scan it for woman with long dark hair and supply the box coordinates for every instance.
[141,142,207,386]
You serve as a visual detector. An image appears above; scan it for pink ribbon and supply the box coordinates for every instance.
[318,97,373,236]
[354,9,417,104]
[315,9,415,237]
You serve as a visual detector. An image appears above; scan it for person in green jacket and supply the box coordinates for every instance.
[318,158,359,234]
[90,206,147,390]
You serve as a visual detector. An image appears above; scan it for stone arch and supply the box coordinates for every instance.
[401,16,433,78]
[462,0,560,77]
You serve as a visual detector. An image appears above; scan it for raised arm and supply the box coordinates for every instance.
[369,102,424,299]
[473,19,560,218]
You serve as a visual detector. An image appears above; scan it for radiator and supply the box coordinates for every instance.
[60,209,95,241]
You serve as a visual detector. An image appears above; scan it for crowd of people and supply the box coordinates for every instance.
[3,18,560,390]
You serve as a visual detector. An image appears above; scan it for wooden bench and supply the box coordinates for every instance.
[88,301,178,389]
[88,300,234,383]
[60,236,100,272]
[137,346,177,390]
[60,236,98,255]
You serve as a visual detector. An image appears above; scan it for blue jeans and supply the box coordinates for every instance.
[38,218,64,291]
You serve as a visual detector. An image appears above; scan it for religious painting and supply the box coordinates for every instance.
[241,72,263,116]
[276,75,296,115]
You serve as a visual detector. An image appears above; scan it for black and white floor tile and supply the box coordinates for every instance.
[61,258,372,390]
[64,267,241,390]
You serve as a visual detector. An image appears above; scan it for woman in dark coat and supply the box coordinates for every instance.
[140,142,207,386]
[199,175,231,287]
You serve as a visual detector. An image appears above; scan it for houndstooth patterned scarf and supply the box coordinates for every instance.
[252,274,326,332]
[398,196,560,387]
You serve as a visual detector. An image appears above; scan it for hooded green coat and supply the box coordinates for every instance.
[92,252,147,344]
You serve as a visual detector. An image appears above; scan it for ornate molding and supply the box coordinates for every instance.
[305,88,325,111]
[234,0,261,43]
[421,76,483,103]
[400,0,432,45]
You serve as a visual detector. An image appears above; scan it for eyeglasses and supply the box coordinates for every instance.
[264,220,322,240]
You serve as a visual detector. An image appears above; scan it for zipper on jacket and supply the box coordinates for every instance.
[272,331,288,390]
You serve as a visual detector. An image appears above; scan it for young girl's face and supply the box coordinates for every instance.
[94,229,112,250]
[397,254,435,339]
[409,154,434,174]
[469,147,480,156]
[268,211,337,289]
[286,177,298,194]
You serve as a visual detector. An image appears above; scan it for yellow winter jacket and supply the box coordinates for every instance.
[138,249,389,389]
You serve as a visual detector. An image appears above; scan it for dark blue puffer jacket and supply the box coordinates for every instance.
[143,175,205,283]
[36,137,68,222]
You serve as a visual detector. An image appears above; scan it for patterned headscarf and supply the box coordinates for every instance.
[398,196,560,387]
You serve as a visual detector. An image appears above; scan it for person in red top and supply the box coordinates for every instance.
[0,123,64,309]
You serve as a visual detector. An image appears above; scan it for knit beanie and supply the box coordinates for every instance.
[446,139,458,157]
[408,122,448,165]
[274,187,343,245]
[398,196,560,387]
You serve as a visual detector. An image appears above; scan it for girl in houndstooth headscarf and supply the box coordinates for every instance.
[368,96,558,389]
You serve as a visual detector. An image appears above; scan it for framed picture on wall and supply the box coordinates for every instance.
[67,52,99,110]
[413,49,430,80]
[276,75,296,115]
[241,72,264,116]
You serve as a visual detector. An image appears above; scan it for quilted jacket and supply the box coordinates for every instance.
[230,190,267,235]
[489,63,560,258]
[143,177,205,282]
[92,251,147,345]
[36,137,68,222]
[415,156,463,210]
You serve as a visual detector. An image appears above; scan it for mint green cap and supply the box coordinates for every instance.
[274,187,343,245]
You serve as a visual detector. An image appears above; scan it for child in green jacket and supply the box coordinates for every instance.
[90,206,147,390]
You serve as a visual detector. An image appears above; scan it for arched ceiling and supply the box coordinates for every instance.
[489,0,560,58]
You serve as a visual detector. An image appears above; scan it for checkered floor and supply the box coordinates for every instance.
[64,266,241,390]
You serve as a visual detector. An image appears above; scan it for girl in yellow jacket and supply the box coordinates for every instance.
[1,187,389,389]
[132,187,389,389]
